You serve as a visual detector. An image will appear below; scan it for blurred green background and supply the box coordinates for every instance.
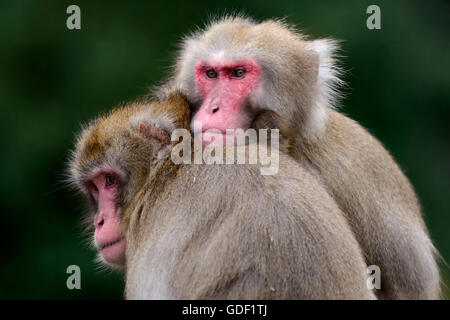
[0,0,448,299]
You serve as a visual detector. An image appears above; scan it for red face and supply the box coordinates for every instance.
[193,58,261,146]
[86,169,125,267]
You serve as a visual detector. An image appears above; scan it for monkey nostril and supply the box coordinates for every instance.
[97,219,104,228]
[212,106,219,114]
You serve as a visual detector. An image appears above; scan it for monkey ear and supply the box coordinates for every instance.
[135,120,171,146]
[130,113,175,161]
[130,110,174,148]
[305,38,344,110]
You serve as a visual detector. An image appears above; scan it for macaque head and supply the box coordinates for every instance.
[166,16,342,143]
[68,94,190,268]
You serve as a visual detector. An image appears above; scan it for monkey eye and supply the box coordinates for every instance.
[205,69,217,79]
[105,174,117,187]
[232,68,246,78]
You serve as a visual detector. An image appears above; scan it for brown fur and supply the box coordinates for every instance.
[157,15,441,299]
[69,94,375,299]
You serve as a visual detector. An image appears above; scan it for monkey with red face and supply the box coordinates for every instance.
[156,16,441,299]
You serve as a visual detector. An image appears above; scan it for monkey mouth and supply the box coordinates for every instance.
[100,236,125,250]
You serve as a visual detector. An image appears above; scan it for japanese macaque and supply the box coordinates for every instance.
[156,16,441,299]
[68,94,376,299]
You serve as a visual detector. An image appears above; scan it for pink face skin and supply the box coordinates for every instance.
[86,169,125,267]
[193,58,261,146]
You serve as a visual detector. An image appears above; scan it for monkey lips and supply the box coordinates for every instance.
[97,235,125,266]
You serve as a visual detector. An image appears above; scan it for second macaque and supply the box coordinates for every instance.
[68,94,375,299]
[156,15,441,299]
